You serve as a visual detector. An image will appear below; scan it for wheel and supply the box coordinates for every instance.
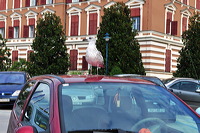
[131,117,166,132]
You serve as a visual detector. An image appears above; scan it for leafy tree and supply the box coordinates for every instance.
[0,35,11,70]
[8,58,28,71]
[173,13,200,79]
[27,13,69,76]
[96,2,145,75]
[109,66,123,76]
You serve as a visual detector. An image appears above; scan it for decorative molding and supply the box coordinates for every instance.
[40,8,55,15]
[85,4,101,12]
[67,7,82,14]
[10,12,22,18]
[25,10,38,17]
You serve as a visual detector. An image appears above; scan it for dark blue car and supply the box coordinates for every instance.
[0,71,30,106]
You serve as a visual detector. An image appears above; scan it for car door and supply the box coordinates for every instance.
[178,81,200,109]
[16,82,51,133]
[7,81,36,133]
[8,82,50,133]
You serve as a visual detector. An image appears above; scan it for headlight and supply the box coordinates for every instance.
[12,90,21,96]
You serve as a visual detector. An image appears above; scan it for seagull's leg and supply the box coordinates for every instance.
[97,67,99,75]
[90,65,92,75]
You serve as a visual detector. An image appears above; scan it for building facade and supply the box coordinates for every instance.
[0,0,199,78]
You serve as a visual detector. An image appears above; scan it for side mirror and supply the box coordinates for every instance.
[15,126,38,133]
[195,107,200,115]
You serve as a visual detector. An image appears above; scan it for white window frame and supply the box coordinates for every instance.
[0,28,5,38]
[30,0,36,6]
[46,0,52,4]
[29,25,34,38]
[14,27,19,38]
[132,16,140,31]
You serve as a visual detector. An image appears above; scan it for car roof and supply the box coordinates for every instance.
[164,77,200,86]
[114,74,166,87]
[30,75,157,85]
[0,71,27,74]
[114,74,161,79]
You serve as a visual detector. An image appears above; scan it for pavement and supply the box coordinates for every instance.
[0,106,12,133]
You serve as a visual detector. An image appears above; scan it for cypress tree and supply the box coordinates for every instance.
[27,13,69,76]
[96,2,145,75]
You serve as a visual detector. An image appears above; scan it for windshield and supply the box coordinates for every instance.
[60,82,200,133]
[0,73,25,84]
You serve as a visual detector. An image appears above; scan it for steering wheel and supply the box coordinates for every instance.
[131,117,166,132]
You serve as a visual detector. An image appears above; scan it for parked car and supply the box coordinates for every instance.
[7,75,200,133]
[164,78,200,110]
[0,71,30,106]
[114,74,166,88]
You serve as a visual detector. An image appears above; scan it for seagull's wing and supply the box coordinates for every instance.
[96,50,104,68]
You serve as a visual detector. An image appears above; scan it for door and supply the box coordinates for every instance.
[7,81,36,133]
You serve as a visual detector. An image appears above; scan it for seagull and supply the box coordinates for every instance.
[85,37,104,74]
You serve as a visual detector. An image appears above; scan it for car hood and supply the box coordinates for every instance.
[0,84,24,92]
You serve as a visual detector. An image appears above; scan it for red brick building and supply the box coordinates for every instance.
[0,0,199,78]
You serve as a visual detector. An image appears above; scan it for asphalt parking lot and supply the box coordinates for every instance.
[0,106,12,133]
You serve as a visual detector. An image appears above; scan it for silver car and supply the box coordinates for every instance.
[164,78,200,110]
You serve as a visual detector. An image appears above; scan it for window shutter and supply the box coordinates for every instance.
[171,21,178,35]
[27,50,33,61]
[26,0,30,7]
[14,20,20,27]
[182,17,187,33]
[89,13,97,35]
[183,0,187,4]
[197,0,200,9]
[12,51,18,62]
[23,25,29,38]
[71,15,78,36]
[0,21,5,28]
[66,0,72,3]
[14,0,20,8]
[8,27,14,39]
[166,19,171,34]
[130,8,140,17]
[40,0,46,5]
[165,49,171,72]
[82,56,88,70]
[166,12,172,34]
[29,18,35,25]
[0,0,6,10]
[70,50,78,70]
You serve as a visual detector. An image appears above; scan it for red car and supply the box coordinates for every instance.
[7,75,200,133]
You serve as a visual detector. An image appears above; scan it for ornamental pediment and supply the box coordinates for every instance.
[126,0,144,7]
[67,7,82,14]
[104,2,116,9]
[25,10,38,17]
[181,9,191,16]
[165,3,177,11]
[0,14,7,20]
[85,4,101,12]
[10,12,22,18]
[41,8,55,15]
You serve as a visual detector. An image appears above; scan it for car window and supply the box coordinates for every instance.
[23,83,50,132]
[171,82,180,89]
[0,73,25,84]
[60,83,200,133]
[14,81,36,118]
[180,82,199,92]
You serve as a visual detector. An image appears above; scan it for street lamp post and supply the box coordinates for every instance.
[103,33,111,75]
